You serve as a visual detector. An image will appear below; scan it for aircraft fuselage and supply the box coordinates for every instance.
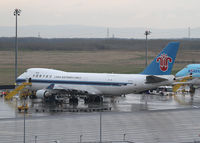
[17,68,175,96]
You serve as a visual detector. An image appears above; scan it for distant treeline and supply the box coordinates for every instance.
[0,37,200,51]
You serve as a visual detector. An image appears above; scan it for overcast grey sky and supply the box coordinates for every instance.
[1,0,200,29]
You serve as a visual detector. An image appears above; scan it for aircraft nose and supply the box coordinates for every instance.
[16,73,25,84]
[16,76,21,84]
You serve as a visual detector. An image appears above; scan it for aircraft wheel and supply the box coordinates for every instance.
[74,98,78,104]
[190,85,195,94]
[84,97,89,104]
[69,98,73,104]
[29,95,36,99]
[69,97,78,105]
[94,96,103,103]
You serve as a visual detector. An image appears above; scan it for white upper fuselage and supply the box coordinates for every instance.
[17,68,175,96]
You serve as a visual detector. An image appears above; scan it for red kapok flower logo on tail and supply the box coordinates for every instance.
[156,54,172,72]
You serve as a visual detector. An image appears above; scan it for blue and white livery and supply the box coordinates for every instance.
[176,64,200,86]
[176,64,200,78]
[16,42,180,102]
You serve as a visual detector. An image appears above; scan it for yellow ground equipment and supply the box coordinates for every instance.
[173,76,192,92]
[5,82,32,100]
[20,89,32,99]
[18,104,29,112]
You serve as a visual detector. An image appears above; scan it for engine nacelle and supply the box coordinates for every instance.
[36,89,51,99]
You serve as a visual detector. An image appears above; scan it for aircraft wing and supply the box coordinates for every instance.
[145,75,168,84]
[46,83,102,95]
[173,81,191,85]
[175,75,192,81]
[173,78,200,85]
[172,77,199,92]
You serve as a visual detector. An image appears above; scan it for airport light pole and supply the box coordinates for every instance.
[80,135,82,143]
[144,30,151,67]
[23,98,26,143]
[123,133,126,141]
[100,99,103,143]
[100,110,102,143]
[14,8,21,82]
[34,136,37,143]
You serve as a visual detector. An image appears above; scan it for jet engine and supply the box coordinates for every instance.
[36,90,51,99]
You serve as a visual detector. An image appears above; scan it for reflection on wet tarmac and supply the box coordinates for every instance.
[1,91,200,143]
[1,90,200,119]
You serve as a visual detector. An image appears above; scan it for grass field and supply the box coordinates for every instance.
[0,49,199,84]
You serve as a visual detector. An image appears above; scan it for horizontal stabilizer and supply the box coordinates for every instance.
[146,75,168,84]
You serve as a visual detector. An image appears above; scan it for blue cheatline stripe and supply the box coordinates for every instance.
[16,78,132,86]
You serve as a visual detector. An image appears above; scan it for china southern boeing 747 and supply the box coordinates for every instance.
[16,42,179,103]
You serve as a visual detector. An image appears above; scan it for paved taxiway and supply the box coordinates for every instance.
[1,91,200,143]
[1,109,200,143]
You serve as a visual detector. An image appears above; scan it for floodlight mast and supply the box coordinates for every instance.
[14,8,21,82]
[14,10,24,143]
[144,30,151,67]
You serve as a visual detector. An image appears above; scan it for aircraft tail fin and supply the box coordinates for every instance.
[141,42,180,75]
[46,83,55,89]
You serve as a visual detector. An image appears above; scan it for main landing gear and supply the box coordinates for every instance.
[69,97,78,105]
[43,94,64,105]
[69,96,103,104]
[43,95,104,105]
[84,96,103,104]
